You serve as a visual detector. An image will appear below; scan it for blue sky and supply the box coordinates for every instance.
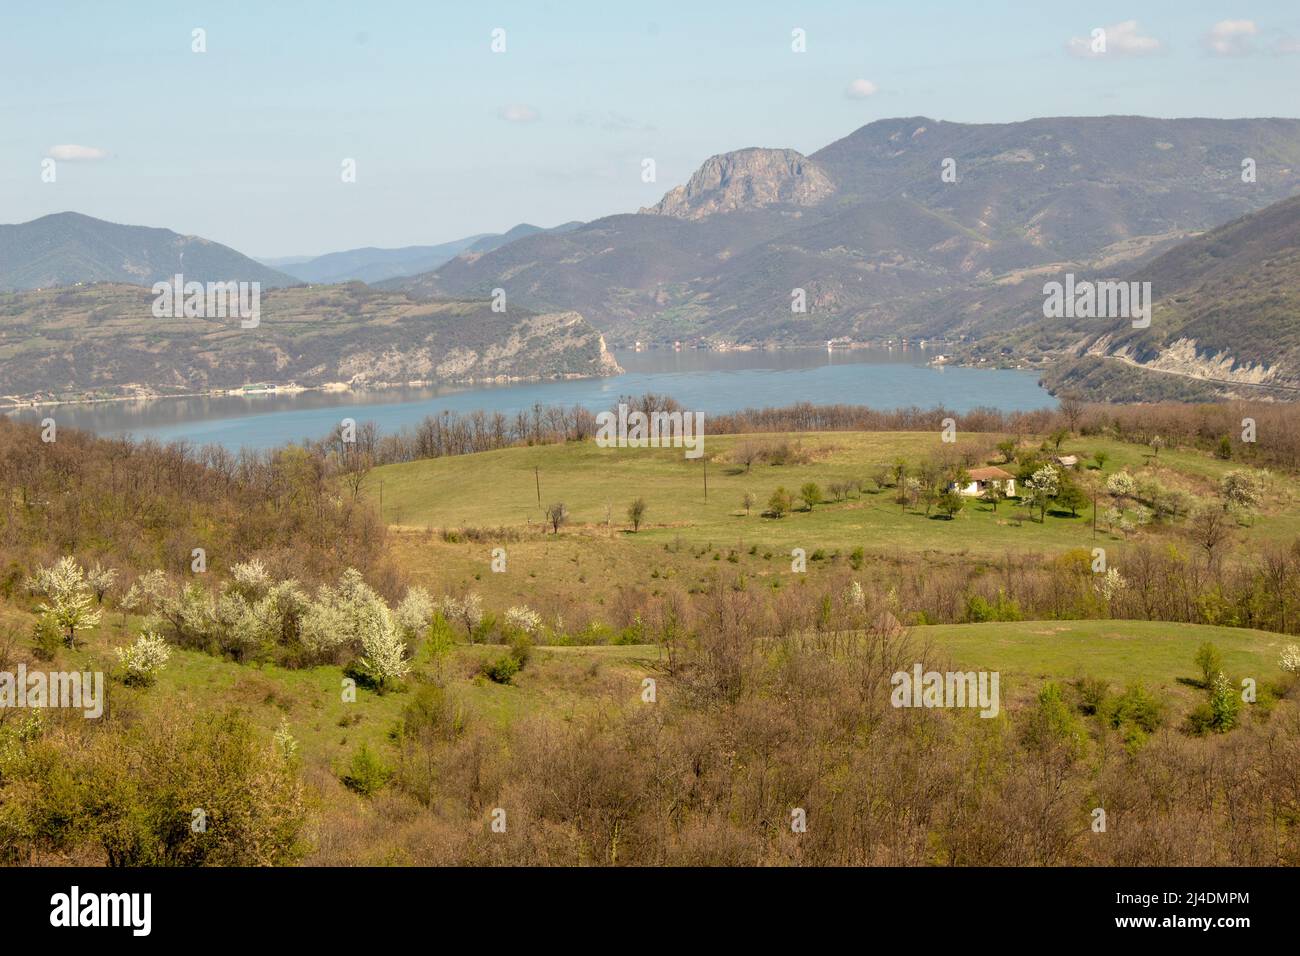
[3,0,1298,257]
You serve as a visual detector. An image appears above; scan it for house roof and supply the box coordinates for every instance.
[967,466,1015,481]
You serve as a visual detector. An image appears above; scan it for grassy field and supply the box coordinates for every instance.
[370,431,1297,556]
[368,431,1299,615]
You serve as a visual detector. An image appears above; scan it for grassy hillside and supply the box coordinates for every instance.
[370,431,1295,555]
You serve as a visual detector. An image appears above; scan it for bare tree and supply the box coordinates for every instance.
[545,502,568,534]
[627,498,647,532]
[1190,507,1231,565]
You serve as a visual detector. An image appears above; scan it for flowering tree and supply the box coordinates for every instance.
[1106,470,1135,505]
[116,630,172,686]
[1023,465,1060,522]
[439,593,484,639]
[86,563,118,605]
[504,605,541,635]
[395,587,434,641]
[1221,470,1265,521]
[1093,567,1127,607]
[33,557,102,647]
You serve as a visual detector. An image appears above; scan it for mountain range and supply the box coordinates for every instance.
[265,222,584,284]
[390,115,1300,349]
[7,114,1300,403]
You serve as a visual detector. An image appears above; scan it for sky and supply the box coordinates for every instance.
[3,0,1299,258]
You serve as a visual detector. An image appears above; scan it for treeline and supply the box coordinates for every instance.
[0,417,395,599]
[326,395,1300,473]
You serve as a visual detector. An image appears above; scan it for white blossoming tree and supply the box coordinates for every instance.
[33,556,102,647]
[1023,465,1060,522]
[1106,470,1135,503]
[300,569,410,687]
[439,593,484,639]
[395,587,434,641]
[116,630,172,686]
[504,605,541,635]
[85,563,118,605]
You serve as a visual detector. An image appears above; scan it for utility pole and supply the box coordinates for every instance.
[379,479,383,522]
[703,457,708,501]
[534,466,541,507]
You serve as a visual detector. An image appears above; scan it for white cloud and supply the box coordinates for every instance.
[1066,20,1161,58]
[1204,20,1258,56]
[844,79,878,99]
[45,144,109,161]
[498,104,539,123]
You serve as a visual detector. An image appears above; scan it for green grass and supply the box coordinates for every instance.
[916,619,1288,698]
[369,431,1293,557]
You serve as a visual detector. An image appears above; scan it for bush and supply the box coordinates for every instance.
[1102,682,1164,736]
[115,631,172,687]
[0,708,305,865]
[1207,672,1240,733]
[1194,642,1222,688]
[482,653,521,685]
[342,744,392,796]
[1075,676,1109,716]
[30,615,62,662]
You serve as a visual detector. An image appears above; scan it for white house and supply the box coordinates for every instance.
[951,466,1017,498]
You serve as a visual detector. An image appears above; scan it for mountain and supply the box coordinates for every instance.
[0,212,297,292]
[641,148,835,219]
[276,222,585,285]
[389,116,1300,347]
[0,282,619,403]
[271,236,488,285]
[992,194,1300,401]
[464,221,584,255]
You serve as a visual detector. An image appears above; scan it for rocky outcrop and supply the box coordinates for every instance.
[641,148,835,220]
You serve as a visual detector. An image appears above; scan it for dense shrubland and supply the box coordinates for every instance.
[0,416,394,598]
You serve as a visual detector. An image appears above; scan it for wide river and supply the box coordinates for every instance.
[10,348,1050,451]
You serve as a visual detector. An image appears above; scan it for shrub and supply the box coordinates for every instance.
[1194,642,1222,688]
[767,487,793,518]
[482,653,521,685]
[115,631,172,687]
[342,744,392,796]
[30,615,62,662]
[1208,672,1240,733]
[1102,682,1164,736]
[1075,676,1109,716]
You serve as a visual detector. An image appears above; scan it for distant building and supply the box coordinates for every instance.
[951,466,1017,498]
